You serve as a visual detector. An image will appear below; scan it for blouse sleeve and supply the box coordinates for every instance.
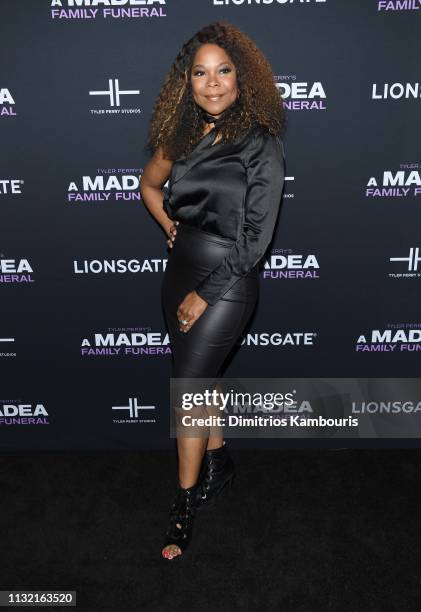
[194,128,285,306]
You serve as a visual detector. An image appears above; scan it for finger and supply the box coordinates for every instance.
[180,319,193,332]
[178,319,190,327]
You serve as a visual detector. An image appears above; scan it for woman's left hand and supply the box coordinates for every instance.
[177,291,208,333]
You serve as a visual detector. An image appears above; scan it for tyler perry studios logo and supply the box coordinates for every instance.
[377,0,420,12]
[389,247,421,279]
[366,163,421,198]
[355,324,421,353]
[67,168,142,203]
[0,88,17,117]
[275,76,327,111]
[0,337,16,359]
[88,78,142,115]
[0,401,50,425]
[282,174,295,199]
[50,0,167,21]
[112,397,157,425]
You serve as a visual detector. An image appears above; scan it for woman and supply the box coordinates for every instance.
[140,21,285,560]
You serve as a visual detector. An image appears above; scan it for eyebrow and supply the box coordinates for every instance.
[192,61,232,69]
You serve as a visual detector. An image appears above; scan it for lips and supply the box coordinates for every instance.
[206,95,223,101]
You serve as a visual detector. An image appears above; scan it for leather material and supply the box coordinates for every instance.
[163,483,199,554]
[195,442,235,511]
[163,123,285,306]
[161,223,258,378]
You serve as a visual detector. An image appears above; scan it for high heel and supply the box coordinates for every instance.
[195,441,235,511]
[162,482,198,559]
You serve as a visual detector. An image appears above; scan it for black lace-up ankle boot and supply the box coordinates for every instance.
[162,482,199,559]
[195,441,235,511]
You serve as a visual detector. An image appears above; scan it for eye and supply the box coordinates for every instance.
[192,67,232,77]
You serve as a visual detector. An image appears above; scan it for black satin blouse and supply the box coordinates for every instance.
[163,123,285,306]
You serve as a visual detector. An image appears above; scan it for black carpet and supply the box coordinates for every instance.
[0,448,419,611]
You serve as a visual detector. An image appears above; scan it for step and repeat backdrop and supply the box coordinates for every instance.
[1,0,420,451]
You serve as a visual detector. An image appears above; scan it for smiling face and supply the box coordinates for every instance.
[190,43,238,119]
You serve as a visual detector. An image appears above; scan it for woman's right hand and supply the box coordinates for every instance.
[166,220,179,249]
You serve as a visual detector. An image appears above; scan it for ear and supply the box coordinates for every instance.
[184,69,188,84]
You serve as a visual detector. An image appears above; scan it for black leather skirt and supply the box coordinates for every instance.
[161,222,259,378]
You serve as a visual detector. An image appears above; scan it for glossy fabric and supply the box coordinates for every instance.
[161,222,258,378]
[163,123,285,306]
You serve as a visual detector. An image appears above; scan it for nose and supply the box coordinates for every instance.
[205,72,221,88]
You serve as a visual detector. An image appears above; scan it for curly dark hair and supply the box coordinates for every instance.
[146,21,285,161]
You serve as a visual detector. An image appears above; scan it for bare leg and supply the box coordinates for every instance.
[206,382,224,451]
[206,434,224,450]
[162,383,225,559]
[162,436,208,560]
[177,436,208,488]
